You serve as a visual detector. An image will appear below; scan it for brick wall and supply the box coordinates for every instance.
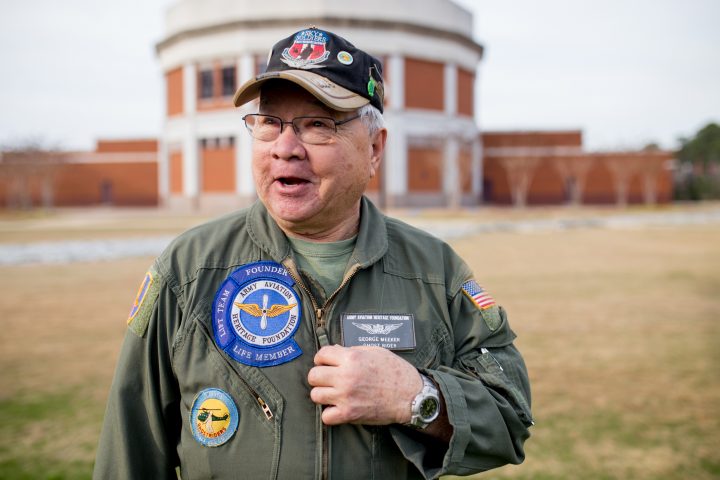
[166,67,184,117]
[404,58,444,111]
[408,146,442,192]
[201,147,235,192]
[457,68,474,117]
[169,150,183,194]
[482,131,674,205]
[96,139,158,153]
[53,161,157,206]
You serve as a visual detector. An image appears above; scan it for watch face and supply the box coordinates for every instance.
[419,397,440,420]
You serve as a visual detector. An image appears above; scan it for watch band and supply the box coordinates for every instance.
[405,373,441,429]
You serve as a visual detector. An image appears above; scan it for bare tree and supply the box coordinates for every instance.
[604,155,641,207]
[497,156,541,208]
[552,155,596,206]
[0,138,64,209]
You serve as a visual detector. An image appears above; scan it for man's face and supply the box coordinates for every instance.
[252,82,386,239]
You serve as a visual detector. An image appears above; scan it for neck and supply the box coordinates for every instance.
[277,208,361,242]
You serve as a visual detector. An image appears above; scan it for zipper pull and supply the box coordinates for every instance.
[257,396,274,420]
[316,308,330,347]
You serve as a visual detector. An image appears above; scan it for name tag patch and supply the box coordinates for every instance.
[341,313,416,350]
[212,261,303,367]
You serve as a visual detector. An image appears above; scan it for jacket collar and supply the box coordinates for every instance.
[247,196,388,268]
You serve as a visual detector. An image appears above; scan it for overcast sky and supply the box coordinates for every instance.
[1,0,718,151]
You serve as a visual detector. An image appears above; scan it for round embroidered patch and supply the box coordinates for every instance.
[337,51,353,65]
[190,388,239,447]
[213,261,303,367]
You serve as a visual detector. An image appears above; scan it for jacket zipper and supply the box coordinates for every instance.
[283,258,362,480]
[227,362,274,420]
[200,325,274,420]
[282,259,325,479]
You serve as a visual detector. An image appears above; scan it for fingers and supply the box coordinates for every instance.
[309,385,336,405]
[313,344,348,366]
[307,345,422,425]
[307,365,335,387]
[321,405,361,426]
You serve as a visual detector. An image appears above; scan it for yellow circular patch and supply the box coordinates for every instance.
[190,388,239,446]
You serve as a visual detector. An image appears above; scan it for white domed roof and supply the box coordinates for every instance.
[161,0,476,47]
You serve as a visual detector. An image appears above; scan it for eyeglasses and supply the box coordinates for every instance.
[242,114,362,145]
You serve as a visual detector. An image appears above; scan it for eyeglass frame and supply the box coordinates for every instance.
[241,113,362,145]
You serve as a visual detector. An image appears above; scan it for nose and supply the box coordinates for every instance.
[270,122,306,161]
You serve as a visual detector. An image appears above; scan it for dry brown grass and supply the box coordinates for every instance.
[0,209,719,478]
[450,226,720,479]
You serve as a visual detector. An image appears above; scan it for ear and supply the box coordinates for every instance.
[368,128,387,178]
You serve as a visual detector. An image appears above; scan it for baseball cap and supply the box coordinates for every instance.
[233,28,385,113]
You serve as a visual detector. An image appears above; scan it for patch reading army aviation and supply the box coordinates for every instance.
[212,261,303,367]
[190,388,239,447]
[461,280,502,331]
[127,268,160,337]
[341,313,416,350]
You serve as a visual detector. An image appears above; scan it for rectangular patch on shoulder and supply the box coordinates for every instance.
[127,268,160,337]
[341,313,416,351]
[461,279,501,331]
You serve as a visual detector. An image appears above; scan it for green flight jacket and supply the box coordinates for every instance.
[94,197,533,480]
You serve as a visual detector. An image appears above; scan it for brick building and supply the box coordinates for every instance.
[0,0,675,209]
[0,140,157,208]
[483,131,674,206]
[156,0,483,209]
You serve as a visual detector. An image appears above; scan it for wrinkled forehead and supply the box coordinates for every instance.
[259,80,338,116]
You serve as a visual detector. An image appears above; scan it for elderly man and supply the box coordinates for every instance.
[94,28,532,479]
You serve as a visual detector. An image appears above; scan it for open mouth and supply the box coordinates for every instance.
[277,177,309,186]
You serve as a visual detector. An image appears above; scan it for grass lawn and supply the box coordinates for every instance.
[0,210,718,479]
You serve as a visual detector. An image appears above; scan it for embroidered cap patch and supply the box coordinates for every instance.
[190,388,239,447]
[281,29,331,69]
[212,261,303,367]
[461,279,502,331]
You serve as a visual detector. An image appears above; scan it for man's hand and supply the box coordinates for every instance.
[308,345,422,426]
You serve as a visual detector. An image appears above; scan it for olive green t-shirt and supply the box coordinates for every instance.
[287,235,357,302]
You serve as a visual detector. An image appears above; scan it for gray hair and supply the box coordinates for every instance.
[358,104,386,137]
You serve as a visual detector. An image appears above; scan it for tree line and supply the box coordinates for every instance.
[674,122,720,200]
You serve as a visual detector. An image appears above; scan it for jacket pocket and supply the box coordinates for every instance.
[396,323,449,371]
[174,301,284,479]
[460,348,534,427]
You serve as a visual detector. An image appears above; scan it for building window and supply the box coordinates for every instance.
[199,69,214,99]
[222,66,236,97]
[218,136,235,148]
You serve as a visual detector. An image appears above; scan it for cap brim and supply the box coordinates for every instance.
[233,70,369,112]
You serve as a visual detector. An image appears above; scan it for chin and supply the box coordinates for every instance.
[270,203,318,226]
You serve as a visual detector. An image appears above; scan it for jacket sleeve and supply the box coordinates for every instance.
[390,282,533,479]
[93,267,183,479]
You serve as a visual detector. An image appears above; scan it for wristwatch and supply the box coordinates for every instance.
[405,374,441,429]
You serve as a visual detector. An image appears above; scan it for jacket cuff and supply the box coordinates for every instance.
[429,369,470,471]
[388,369,470,478]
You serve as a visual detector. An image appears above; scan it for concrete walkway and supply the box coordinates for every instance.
[1,208,719,265]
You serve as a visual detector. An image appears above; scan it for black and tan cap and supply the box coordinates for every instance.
[233,28,385,113]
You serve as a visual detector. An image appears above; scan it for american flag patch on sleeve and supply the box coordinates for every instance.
[461,280,496,310]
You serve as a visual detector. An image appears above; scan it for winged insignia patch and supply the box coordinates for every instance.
[235,294,296,330]
[352,322,403,335]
